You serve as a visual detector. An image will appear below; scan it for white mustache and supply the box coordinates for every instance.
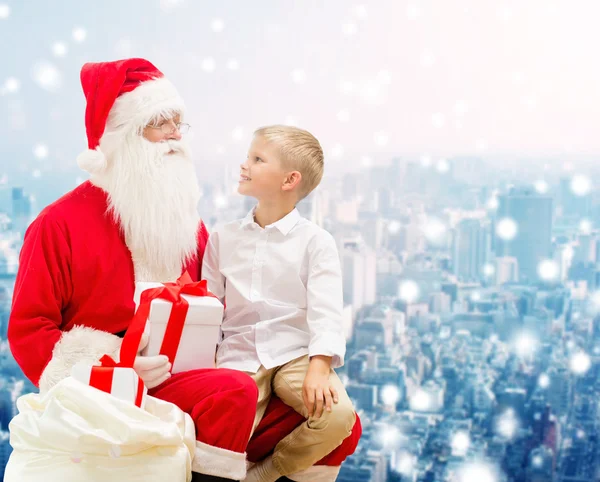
[159,140,184,155]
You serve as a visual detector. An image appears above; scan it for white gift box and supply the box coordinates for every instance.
[70,362,148,409]
[134,282,224,374]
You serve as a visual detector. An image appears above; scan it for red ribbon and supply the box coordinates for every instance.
[89,358,146,407]
[96,271,216,377]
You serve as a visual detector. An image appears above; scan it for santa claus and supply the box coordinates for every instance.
[7,58,360,482]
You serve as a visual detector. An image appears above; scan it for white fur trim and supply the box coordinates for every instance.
[77,147,107,175]
[38,325,122,395]
[191,440,247,480]
[286,465,341,482]
[107,77,185,132]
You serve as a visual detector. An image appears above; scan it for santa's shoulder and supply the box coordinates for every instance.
[31,181,109,232]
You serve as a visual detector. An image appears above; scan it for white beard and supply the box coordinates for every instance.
[92,131,201,283]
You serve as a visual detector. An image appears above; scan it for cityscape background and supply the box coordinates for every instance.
[1,1,600,481]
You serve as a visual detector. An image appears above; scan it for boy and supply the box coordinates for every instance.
[202,125,356,482]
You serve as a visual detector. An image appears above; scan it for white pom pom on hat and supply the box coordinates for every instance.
[76,147,107,174]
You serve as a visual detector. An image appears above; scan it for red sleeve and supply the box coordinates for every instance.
[8,214,72,386]
[196,220,210,279]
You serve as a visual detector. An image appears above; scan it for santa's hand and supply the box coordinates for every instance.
[133,355,171,389]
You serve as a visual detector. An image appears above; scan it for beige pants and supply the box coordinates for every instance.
[248,355,356,476]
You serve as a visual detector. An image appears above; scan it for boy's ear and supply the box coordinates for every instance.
[282,171,302,192]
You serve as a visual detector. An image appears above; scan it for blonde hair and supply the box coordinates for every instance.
[254,125,324,199]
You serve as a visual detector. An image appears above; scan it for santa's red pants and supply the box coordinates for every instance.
[150,368,361,479]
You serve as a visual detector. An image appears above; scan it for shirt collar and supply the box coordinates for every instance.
[241,206,301,236]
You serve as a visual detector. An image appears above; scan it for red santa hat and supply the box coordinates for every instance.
[76,58,185,174]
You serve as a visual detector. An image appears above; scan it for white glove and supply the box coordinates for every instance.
[134,355,171,389]
[133,330,171,389]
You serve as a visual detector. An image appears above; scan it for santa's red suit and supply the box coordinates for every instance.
[8,58,360,482]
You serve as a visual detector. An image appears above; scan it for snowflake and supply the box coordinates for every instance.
[381,384,400,406]
[231,126,244,142]
[330,144,344,158]
[32,61,62,92]
[476,139,488,151]
[451,431,470,456]
[72,27,87,42]
[436,158,449,173]
[159,0,184,11]
[52,42,68,58]
[214,195,228,209]
[399,280,419,303]
[32,169,42,179]
[361,156,373,168]
[538,373,550,389]
[537,259,559,281]
[483,263,495,277]
[420,155,432,167]
[534,180,549,194]
[532,455,544,467]
[497,410,518,439]
[388,221,401,234]
[431,112,445,128]
[0,4,10,19]
[2,77,20,95]
[373,131,388,146]
[377,70,392,85]
[496,218,517,240]
[396,452,415,475]
[411,389,431,411]
[201,57,216,73]
[571,175,592,196]
[353,4,368,19]
[579,219,592,234]
[514,332,538,358]
[211,18,225,32]
[291,69,306,84]
[227,59,240,71]
[454,100,469,116]
[283,116,298,126]
[570,352,591,375]
[381,424,400,447]
[342,22,357,36]
[423,218,446,242]
[339,80,354,95]
[33,144,48,159]
[406,4,422,20]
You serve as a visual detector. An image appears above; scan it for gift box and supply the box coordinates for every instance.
[134,278,223,374]
[71,362,147,409]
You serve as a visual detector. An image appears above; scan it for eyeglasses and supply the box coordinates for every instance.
[148,121,191,135]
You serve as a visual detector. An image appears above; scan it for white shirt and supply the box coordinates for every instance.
[202,207,346,373]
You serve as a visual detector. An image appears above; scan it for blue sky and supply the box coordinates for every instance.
[1,0,599,206]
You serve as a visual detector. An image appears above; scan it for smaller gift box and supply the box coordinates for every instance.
[71,361,147,409]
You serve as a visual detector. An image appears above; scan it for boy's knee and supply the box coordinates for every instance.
[324,402,356,440]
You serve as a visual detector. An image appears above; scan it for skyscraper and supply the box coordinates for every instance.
[342,238,377,311]
[11,187,32,238]
[452,219,489,281]
[495,187,552,282]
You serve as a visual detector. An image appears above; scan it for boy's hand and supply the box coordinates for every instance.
[302,356,339,418]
